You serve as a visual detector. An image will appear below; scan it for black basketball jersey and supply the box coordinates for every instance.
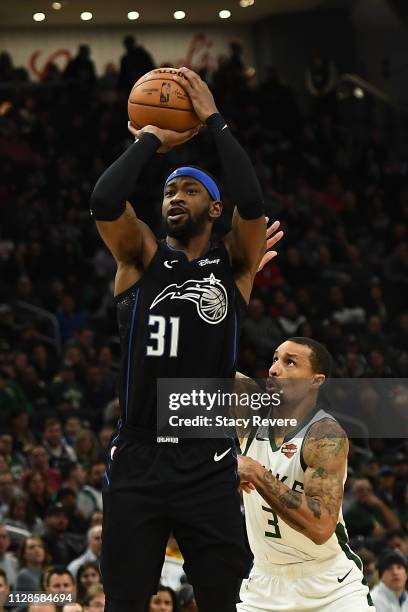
[114,239,247,430]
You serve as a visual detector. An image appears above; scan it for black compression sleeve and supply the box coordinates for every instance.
[90,132,161,221]
[205,113,264,219]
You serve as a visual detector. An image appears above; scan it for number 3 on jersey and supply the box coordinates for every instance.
[262,505,282,539]
[147,315,180,357]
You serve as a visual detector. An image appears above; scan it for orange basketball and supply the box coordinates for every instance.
[128,68,200,132]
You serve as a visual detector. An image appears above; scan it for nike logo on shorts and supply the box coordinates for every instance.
[337,568,353,583]
[214,448,231,462]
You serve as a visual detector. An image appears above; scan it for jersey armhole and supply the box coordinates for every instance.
[299,422,316,472]
[113,240,163,303]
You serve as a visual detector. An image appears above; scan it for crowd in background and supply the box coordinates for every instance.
[0,33,407,611]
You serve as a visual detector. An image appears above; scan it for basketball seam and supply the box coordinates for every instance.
[128,101,195,113]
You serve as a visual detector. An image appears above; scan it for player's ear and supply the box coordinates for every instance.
[209,200,222,219]
[311,374,325,388]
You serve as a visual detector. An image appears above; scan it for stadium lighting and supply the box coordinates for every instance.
[173,10,186,20]
[219,9,231,18]
[33,12,46,21]
[354,87,365,98]
[239,0,255,6]
[52,2,62,9]
[127,11,140,20]
[80,11,93,20]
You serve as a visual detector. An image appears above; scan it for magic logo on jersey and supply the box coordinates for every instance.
[150,273,228,324]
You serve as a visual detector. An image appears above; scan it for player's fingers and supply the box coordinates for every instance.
[128,121,141,139]
[266,220,280,236]
[266,230,284,249]
[257,251,277,272]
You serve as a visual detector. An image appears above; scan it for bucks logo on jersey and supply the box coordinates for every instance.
[150,273,228,324]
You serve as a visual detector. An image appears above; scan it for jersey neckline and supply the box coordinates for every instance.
[268,403,321,452]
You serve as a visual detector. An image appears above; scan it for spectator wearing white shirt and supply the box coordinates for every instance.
[371,549,408,612]
[68,526,102,579]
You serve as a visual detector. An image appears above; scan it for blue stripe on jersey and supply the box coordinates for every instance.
[232,312,237,366]
[125,288,140,422]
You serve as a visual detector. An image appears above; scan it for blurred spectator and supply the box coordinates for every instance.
[147,585,179,612]
[76,561,102,604]
[57,297,87,344]
[55,487,88,534]
[305,49,337,117]
[178,584,198,612]
[242,298,283,369]
[74,430,98,470]
[0,471,20,518]
[49,363,85,416]
[4,494,43,535]
[344,479,400,539]
[358,547,379,590]
[76,462,104,520]
[22,471,51,520]
[16,536,48,591]
[64,417,83,447]
[61,462,86,496]
[82,583,104,611]
[0,569,9,612]
[63,45,96,88]
[23,446,62,493]
[0,524,17,587]
[371,549,408,611]
[386,529,408,556]
[118,35,154,94]
[42,505,81,566]
[67,525,102,579]
[42,418,77,471]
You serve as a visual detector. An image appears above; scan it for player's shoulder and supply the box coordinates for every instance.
[302,415,348,467]
[307,415,347,441]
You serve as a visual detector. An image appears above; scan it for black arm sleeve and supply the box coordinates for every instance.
[205,113,264,219]
[90,132,161,221]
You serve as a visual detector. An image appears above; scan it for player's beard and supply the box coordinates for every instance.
[164,208,209,245]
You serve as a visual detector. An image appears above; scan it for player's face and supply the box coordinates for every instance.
[267,341,323,403]
[162,177,220,241]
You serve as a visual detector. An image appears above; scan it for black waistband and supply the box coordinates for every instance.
[117,422,235,447]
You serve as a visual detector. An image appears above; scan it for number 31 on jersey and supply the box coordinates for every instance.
[146,315,180,357]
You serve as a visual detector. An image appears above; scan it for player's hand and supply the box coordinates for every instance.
[173,67,218,122]
[238,455,259,494]
[128,122,199,154]
[257,219,284,273]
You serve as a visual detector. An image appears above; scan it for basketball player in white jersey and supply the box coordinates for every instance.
[236,337,375,611]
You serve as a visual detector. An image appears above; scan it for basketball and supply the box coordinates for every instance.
[128,68,201,132]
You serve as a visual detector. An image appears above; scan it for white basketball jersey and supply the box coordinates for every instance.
[242,408,351,565]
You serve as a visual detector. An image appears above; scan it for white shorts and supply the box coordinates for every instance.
[237,552,375,612]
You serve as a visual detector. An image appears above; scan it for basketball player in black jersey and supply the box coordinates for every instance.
[90,67,283,612]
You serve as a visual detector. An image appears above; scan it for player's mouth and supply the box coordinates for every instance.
[168,206,188,222]
[266,378,281,394]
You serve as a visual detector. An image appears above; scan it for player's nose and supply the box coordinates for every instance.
[269,362,280,377]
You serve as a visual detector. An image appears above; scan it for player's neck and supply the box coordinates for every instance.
[273,394,319,441]
[166,231,212,261]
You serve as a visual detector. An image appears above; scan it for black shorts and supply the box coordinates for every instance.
[100,426,252,601]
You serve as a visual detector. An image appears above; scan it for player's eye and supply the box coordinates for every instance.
[272,356,278,362]
[287,359,295,366]
[187,189,197,194]
[164,191,174,197]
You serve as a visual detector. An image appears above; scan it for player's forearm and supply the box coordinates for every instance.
[252,464,334,544]
[90,132,161,221]
[206,113,264,219]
